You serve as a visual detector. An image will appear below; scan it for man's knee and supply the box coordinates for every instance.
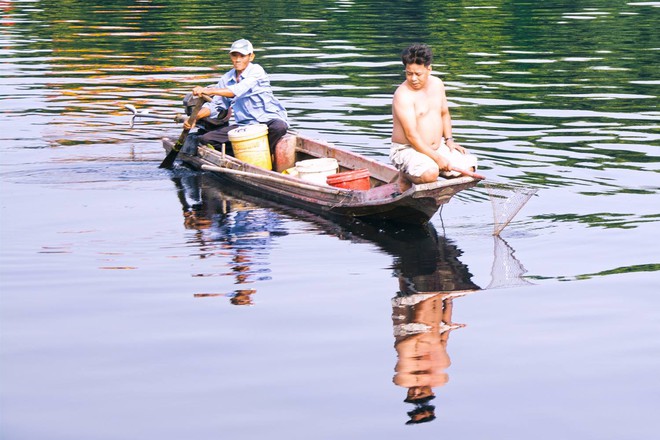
[267,119,288,152]
[402,167,438,186]
[199,125,234,148]
[197,131,219,148]
[268,119,288,137]
[418,167,439,183]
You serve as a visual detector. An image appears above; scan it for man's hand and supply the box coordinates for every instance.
[182,104,212,129]
[435,154,451,171]
[192,86,207,97]
[183,116,196,130]
[447,138,466,154]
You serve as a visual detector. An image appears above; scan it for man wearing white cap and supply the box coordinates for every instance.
[184,38,289,154]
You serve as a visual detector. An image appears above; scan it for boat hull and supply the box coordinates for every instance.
[162,133,479,225]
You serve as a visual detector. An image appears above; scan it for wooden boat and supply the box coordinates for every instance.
[162,131,480,225]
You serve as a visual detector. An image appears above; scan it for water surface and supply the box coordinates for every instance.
[1,1,659,438]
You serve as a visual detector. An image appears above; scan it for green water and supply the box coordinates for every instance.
[1,1,658,438]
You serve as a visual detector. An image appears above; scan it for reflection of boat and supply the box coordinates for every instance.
[380,221,480,425]
[303,219,482,425]
[174,174,484,424]
[173,173,287,305]
[163,131,480,225]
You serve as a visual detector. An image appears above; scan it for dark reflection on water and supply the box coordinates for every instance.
[171,173,540,425]
[172,173,287,305]
[385,225,480,424]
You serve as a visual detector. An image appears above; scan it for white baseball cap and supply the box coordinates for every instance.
[229,39,253,55]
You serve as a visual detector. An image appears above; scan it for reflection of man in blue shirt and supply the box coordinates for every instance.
[183,39,289,154]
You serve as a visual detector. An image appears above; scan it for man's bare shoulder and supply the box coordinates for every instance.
[428,75,446,90]
[393,81,415,101]
[430,74,444,84]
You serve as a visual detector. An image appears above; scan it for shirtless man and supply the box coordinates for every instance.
[391,43,476,191]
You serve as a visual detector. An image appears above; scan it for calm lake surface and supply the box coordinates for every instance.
[1,1,658,438]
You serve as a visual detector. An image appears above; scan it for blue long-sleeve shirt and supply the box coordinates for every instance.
[203,63,288,126]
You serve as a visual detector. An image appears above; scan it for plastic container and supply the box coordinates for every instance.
[295,158,339,186]
[228,124,271,170]
[326,168,371,190]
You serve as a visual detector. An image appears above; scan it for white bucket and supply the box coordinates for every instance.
[295,158,339,186]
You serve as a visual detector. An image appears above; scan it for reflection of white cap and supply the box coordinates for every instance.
[229,39,253,55]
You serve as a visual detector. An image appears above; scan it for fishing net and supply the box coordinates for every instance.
[483,181,538,235]
[486,236,535,289]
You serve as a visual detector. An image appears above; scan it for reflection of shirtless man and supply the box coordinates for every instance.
[391,43,477,191]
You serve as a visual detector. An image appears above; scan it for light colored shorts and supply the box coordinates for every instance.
[389,141,478,178]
